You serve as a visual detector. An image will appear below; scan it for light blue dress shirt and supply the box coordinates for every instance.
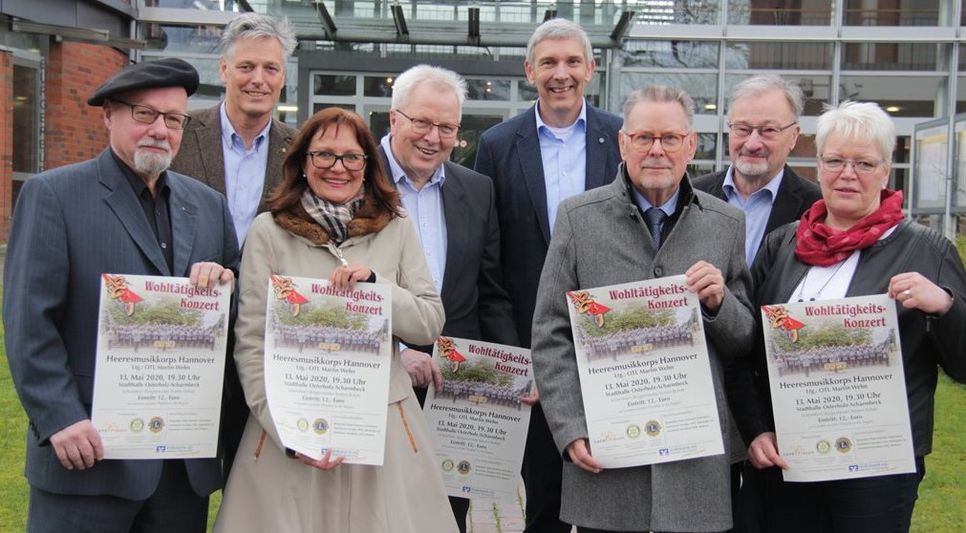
[220,103,272,245]
[536,101,588,235]
[380,135,448,294]
[631,185,681,235]
[722,167,785,266]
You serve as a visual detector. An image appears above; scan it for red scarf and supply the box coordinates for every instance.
[795,189,904,266]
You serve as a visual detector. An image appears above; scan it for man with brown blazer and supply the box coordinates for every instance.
[171,13,296,247]
[169,13,296,478]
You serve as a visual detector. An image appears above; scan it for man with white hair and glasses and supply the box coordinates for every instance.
[381,64,520,533]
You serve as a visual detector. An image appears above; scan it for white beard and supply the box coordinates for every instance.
[133,142,172,177]
[734,158,770,180]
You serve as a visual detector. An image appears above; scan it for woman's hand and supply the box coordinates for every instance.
[329,262,373,290]
[296,449,346,471]
[747,432,789,470]
[888,272,954,316]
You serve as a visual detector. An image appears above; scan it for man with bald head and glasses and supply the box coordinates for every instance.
[379,64,519,533]
[530,85,755,533]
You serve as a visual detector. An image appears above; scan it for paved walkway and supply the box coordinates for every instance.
[468,486,527,533]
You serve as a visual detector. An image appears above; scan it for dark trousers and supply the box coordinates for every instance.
[414,386,470,533]
[733,461,765,533]
[221,336,249,481]
[577,527,728,533]
[27,460,208,533]
[759,456,925,533]
[522,403,571,532]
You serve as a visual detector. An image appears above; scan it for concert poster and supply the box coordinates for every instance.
[423,337,533,502]
[262,275,392,465]
[91,274,230,459]
[761,294,915,482]
[567,275,723,469]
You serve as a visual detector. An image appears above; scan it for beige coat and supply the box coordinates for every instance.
[215,202,457,533]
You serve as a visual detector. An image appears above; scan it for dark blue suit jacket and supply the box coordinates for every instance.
[474,103,622,347]
[3,149,240,499]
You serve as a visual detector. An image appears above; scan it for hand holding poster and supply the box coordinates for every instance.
[91,274,231,459]
[566,275,724,468]
[263,275,392,465]
[761,294,915,482]
[422,337,533,502]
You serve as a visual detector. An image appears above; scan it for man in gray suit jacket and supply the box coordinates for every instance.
[532,86,755,532]
[3,59,239,532]
[169,13,296,477]
[379,64,522,533]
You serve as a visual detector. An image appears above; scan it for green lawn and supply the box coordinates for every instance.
[1,295,964,531]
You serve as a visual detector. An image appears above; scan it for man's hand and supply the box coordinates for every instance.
[747,432,789,470]
[519,384,539,406]
[189,262,235,290]
[686,260,725,313]
[49,420,104,471]
[566,438,603,474]
[400,348,443,389]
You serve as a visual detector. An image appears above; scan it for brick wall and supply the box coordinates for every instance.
[45,42,128,170]
[0,51,12,240]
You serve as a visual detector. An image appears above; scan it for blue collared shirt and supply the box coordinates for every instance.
[380,135,448,293]
[722,167,785,266]
[220,102,271,245]
[631,185,681,241]
[535,101,588,235]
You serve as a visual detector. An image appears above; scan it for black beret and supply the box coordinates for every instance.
[87,58,200,106]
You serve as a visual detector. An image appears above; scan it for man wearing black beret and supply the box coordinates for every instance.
[3,57,240,532]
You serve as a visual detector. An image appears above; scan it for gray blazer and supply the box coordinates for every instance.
[3,150,240,499]
[531,169,755,532]
[170,105,295,213]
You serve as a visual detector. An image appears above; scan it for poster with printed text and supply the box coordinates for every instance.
[423,337,533,502]
[263,276,392,465]
[568,275,723,469]
[91,274,231,459]
[762,294,915,482]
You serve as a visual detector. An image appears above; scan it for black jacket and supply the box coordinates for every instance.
[692,165,820,264]
[729,220,966,456]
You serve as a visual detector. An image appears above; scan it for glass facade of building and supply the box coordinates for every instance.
[125,1,966,226]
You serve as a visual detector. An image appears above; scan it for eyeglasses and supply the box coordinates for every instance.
[621,130,690,152]
[307,150,368,171]
[111,99,191,130]
[395,110,460,139]
[819,157,883,175]
[727,121,797,140]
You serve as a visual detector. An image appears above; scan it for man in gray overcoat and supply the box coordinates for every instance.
[531,85,756,532]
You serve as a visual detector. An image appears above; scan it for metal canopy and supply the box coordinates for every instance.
[294,2,634,49]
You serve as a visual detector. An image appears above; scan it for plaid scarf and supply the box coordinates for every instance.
[300,187,366,245]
